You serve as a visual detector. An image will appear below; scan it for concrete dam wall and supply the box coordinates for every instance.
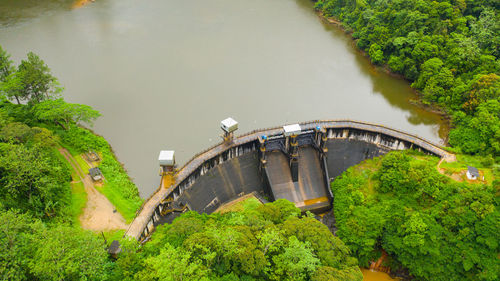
[126,120,453,241]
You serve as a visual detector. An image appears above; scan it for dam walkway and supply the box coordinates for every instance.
[126,120,454,241]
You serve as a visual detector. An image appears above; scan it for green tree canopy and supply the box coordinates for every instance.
[32,98,101,130]
[17,52,62,104]
[31,225,110,281]
[332,151,500,281]
[116,200,362,281]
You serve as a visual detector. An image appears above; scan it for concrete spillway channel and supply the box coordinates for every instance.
[126,120,454,242]
[264,137,331,213]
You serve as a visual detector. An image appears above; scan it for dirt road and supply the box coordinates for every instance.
[59,148,127,231]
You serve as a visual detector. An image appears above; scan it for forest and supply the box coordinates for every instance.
[114,199,363,281]
[314,0,499,156]
[332,151,499,280]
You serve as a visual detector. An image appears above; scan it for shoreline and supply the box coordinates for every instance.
[59,125,143,222]
[315,10,451,144]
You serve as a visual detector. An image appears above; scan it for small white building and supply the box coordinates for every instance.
[159,150,176,174]
[89,167,102,181]
[466,166,480,180]
[159,150,175,166]
[221,118,238,133]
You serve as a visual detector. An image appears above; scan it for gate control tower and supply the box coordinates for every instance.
[221,117,238,142]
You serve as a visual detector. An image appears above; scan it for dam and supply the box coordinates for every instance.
[126,120,453,241]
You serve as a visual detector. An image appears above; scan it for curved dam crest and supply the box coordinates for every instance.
[126,120,454,241]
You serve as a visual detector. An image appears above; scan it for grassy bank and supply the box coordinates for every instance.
[56,126,143,222]
[69,181,86,226]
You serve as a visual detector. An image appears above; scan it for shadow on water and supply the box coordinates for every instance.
[0,0,72,26]
[294,0,448,141]
[0,0,101,26]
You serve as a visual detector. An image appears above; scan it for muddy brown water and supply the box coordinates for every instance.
[0,0,447,198]
[361,269,400,281]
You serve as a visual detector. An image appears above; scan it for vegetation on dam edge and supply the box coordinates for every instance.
[332,150,499,281]
[117,199,363,281]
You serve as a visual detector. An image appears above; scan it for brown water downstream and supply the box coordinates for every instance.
[362,269,400,281]
[0,0,447,198]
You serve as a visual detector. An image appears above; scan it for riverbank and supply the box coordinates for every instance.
[315,10,451,143]
[55,125,143,223]
[59,147,128,230]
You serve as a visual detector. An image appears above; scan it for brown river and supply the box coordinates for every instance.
[362,269,399,281]
[0,0,446,200]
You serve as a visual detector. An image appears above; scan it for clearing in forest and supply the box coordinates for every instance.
[59,148,128,231]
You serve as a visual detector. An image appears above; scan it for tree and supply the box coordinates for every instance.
[270,236,320,281]
[450,99,500,155]
[31,225,110,281]
[0,122,33,143]
[0,108,10,128]
[33,98,101,130]
[0,143,71,218]
[112,238,142,281]
[368,43,384,65]
[412,57,445,90]
[0,45,14,83]
[256,199,300,224]
[31,127,59,148]
[137,243,211,281]
[17,52,61,104]
[462,73,500,114]
[470,8,500,56]
[0,72,24,104]
[0,210,41,281]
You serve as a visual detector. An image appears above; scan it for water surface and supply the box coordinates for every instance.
[0,0,446,197]
[362,269,399,281]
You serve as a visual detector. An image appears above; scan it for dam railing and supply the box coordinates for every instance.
[126,119,453,241]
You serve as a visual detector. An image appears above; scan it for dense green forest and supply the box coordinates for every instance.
[332,151,499,280]
[314,0,499,155]
[113,199,362,281]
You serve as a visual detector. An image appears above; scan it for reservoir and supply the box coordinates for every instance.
[0,0,446,198]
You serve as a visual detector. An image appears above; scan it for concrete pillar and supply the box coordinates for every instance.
[313,126,328,161]
[289,135,299,182]
[258,135,267,169]
[320,129,328,157]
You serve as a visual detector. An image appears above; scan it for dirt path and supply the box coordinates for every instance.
[437,158,463,182]
[59,148,128,231]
